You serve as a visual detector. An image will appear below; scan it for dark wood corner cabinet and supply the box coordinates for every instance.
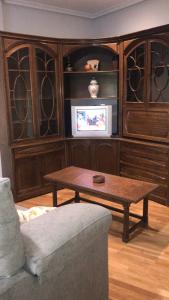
[1,25,169,206]
[121,30,169,206]
[0,35,66,201]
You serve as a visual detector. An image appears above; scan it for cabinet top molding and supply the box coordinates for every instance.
[0,23,169,44]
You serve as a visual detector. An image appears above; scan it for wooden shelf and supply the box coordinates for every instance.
[11,98,31,101]
[13,120,33,124]
[8,69,30,72]
[64,96,117,101]
[127,67,144,71]
[152,65,169,69]
[64,70,119,74]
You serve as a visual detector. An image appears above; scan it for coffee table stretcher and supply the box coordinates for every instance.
[52,187,149,243]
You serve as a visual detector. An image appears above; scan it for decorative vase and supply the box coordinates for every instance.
[88,78,99,98]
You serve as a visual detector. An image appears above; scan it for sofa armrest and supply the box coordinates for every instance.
[20,203,112,281]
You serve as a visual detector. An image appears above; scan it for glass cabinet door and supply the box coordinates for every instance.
[35,48,58,137]
[6,44,59,142]
[7,47,34,141]
[126,43,145,102]
[150,41,169,102]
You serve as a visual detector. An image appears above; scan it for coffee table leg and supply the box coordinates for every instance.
[143,197,148,228]
[53,185,58,207]
[122,203,130,243]
[75,191,80,203]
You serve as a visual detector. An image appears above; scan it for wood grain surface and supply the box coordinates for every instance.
[44,166,158,203]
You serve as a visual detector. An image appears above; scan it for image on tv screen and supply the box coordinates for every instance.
[76,107,107,131]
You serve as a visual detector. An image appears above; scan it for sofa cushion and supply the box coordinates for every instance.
[0,178,25,278]
[21,203,112,281]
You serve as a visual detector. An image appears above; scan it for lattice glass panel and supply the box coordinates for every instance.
[7,47,34,141]
[150,42,169,102]
[35,48,58,136]
[126,44,145,102]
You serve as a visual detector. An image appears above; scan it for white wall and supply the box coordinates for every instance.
[1,0,169,40]
[93,0,169,38]
[0,0,4,177]
[0,153,2,177]
[0,0,4,30]
[3,3,93,38]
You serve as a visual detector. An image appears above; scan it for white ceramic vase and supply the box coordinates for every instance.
[88,78,99,98]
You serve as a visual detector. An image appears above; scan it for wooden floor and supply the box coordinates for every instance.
[18,189,169,300]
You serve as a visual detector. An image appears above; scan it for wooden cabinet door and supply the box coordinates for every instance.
[34,46,61,137]
[6,45,35,142]
[15,156,41,201]
[67,139,119,174]
[41,143,66,186]
[123,37,169,143]
[67,140,91,169]
[5,41,61,143]
[14,141,66,201]
[91,140,119,175]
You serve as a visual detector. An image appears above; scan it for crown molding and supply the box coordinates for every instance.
[92,0,145,18]
[4,0,94,18]
[4,0,145,19]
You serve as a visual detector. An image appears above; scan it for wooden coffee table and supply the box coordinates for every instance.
[44,166,158,242]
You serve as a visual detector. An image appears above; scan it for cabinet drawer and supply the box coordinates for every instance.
[120,141,169,205]
[121,165,167,189]
[120,153,168,177]
[14,142,65,158]
[120,142,169,163]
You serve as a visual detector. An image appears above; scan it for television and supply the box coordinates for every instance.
[71,105,112,137]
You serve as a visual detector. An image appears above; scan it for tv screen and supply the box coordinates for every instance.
[71,105,112,137]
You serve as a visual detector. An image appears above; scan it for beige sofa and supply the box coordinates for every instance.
[0,177,112,300]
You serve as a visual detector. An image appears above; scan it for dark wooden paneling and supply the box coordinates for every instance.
[67,140,91,169]
[14,142,64,158]
[120,140,169,205]
[120,140,169,162]
[91,140,118,175]
[14,141,66,201]
[41,147,66,186]
[15,156,41,197]
[123,36,169,143]
[124,110,169,140]
[66,139,119,175]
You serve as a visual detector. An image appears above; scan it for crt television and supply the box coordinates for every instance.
[71,105,112,137]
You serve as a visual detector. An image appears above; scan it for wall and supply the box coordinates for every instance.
[93,0,169,38]
[3,3,93,38]
[0,0,4,30]
[0,0,4,177]
[0,154,2,177]
[2,0,169,39]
